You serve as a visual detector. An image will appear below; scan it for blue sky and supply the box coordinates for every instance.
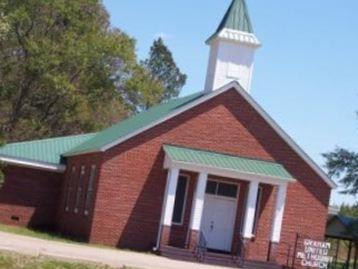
[103,0,358,206]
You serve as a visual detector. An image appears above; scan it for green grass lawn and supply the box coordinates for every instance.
[0,224,77,243]
[0,251,120,269]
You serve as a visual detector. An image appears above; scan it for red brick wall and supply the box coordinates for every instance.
[0,165,63,228]
[246,184,276,261]
[72,88,330,264]
[56,153,102,241]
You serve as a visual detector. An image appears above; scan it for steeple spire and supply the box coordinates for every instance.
[216,0,253,34]
[204,0,260,93]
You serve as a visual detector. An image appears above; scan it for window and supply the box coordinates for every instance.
[217,182,238,198]
[74,166,86,213]
[206,181,217,195]
[205,180,238,198]
[64,166,76,211]
[172,175,189,225]
[84,165,96,216]
[252,186,263,235]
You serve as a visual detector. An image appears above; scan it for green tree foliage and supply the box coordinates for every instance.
[0,139,4,187]
[142,38,187,103]
[0,0,166,142]
[121,65,164,112]
[340,203,358,218]
[324,112,358,196]
[324,148,358,196]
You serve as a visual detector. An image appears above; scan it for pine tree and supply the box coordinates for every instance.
[143,38,187,103]
[324,148,358,196]
[323,113,358,196]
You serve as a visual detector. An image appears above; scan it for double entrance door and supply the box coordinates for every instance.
[200,180,239,252]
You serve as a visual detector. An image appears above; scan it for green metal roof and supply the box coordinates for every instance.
[217,0,253,33]
[65,92,205,156]
[0,133,96,164]
[207,0,254,42]
[164,145,294,180]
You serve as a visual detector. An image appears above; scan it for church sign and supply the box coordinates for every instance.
[296,239,333,269]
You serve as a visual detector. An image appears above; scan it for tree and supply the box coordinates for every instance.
[324,112,358,196]
[0,0,163,142]
[340,203,358,218]
[324,148,358,196]
[0,138,4,187]
[142,38,187,103]
[120,65,164,112]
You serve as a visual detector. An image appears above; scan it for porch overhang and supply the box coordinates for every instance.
[163,145,295,185]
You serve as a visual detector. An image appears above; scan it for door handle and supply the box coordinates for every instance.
[210,221,214,232]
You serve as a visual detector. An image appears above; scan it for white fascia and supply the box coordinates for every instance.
[99,82,242,152]
[233,84,337,189]
[207,28,261,48]
[0,155,66,173]
[69,79,336,189]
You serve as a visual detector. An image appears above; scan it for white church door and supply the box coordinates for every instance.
[200,180,239,252]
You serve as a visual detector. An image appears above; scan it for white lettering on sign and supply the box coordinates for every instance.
[296,239,333,269]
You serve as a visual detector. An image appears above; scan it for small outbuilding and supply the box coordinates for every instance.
[326,215,357,269]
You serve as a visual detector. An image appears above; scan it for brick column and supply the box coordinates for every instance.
[158,168,179,247]
[187,173,208,251]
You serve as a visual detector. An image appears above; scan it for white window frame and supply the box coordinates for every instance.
[205,178,240,200]
[252,185,263,235]
[172,173,190,226]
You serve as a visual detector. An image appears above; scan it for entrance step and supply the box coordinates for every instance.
[202,251,240,267]
[160,246,197,263]
[160,246,240,268]
[160,246,282,269]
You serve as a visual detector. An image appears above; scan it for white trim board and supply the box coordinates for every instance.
[69,80,336,189]
[0,155,66,173]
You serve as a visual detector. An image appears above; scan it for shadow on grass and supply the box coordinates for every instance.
[0,223,85,244]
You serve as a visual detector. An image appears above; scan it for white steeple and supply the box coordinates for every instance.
[204,0,260,93]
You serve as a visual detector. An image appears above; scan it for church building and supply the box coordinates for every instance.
[0,1,336,268]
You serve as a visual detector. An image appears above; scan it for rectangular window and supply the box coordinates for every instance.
[217,182,238,198]
[84,165,96,216]
[206,180,217,195]
[252,186,263,235]
[172,175,189,225]
[205,180,238,198]
[64,166,76,211]
[74,166,86,213]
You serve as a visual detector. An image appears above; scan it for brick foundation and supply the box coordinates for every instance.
[268,241,279,262]
[187,229,200,251]
[160,225,171,246]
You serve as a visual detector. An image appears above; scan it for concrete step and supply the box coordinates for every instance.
[160,246,197,262]
[160,246,282,269]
